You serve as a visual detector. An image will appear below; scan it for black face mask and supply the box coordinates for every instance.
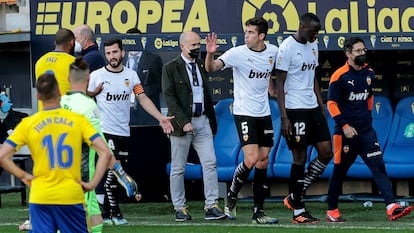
[354,54,367,66]
[188,48,200,59]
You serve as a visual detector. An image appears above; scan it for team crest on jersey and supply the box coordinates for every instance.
[243,134,249,142]
[124,79,130,87]
[295,136,300,142]
[343,145,349,153]
[312,48,317,57]
[366,76,371,85]
[268,56,273,64]
[92,108,99,118]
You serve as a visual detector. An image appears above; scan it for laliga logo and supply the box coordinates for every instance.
[154,38,163,49]
[241,0,299,34]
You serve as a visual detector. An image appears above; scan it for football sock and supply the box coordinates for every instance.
[303,158,327,193]
[253,168,267,209]
[229,162,252,197]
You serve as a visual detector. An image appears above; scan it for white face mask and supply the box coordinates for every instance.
[74,41,82,54]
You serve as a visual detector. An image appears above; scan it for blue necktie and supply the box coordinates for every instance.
[190,62,199,86]
[190,62,202,116]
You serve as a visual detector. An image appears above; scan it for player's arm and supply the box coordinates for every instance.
[83,136,111,191]
[134,84,174,134]
[313,76,326,118]
[86,82,104,97]
[275,69,292,138]
[0,142,33,186]
[269,65,277,97]
[205,32,224,72]
[327,77,357,138]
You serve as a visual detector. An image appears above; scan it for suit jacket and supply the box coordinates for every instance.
[162,55,217,137]
[0,109,28,143]
[81,44,106,73]
[128,51,163,126]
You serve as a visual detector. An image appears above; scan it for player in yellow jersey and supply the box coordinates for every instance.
[35,28,75,110]
[0,72,112,233]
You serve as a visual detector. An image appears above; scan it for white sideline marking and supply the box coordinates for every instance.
[1,221,413,230]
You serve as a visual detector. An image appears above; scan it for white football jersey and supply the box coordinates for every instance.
[219,44,278,117]
[88,66,141,136]
[276,36,319,109]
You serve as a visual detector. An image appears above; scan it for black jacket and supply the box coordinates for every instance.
[162,55,217,136]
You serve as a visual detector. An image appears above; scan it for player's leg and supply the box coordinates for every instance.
[30,204,57,232]
[85,190,103,233]
[251,116,277,224]
[360,130,412,221]
[225,116,257,219]
[303,108,332,194]
[326,134,356,222]
[54,204,89,233]
[103,134,128,225]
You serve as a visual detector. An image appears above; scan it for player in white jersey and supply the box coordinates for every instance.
[61,56,141,232]
[206,17,278,224]
[88,38,174,225]
[275,13,332,224]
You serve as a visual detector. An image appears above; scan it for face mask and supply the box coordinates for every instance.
[74,41,82,54]
[187,47,200,59]
[0,93,12,113]
[354,54,367,66]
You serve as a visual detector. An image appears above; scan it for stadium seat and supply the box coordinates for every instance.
[165,161,203,180]
[237,98,281,180]
[382,96,414,178]
[213,98,242,182]
[347,96,393,178]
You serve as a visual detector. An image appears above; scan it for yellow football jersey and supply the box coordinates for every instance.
[35,51,75,110]
[6,107,100,204]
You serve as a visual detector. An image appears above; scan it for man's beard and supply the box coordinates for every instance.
[108,58,122,68]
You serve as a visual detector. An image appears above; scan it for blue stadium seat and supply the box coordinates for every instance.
[383,96,414,178]
[237,98,281,180]
[166,161,202,180]
[347,96,393,178]
[272,138,293,179]
[213,98,242,182]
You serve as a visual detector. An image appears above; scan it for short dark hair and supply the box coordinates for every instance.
[245,17,269,38]
[36,72,59,101]
[69,56,90,82]
[70,56,89,71]
[55,28,74,46]
[300,13,320,26]
[344,37,365,52]
[104,38,123,50]
[126,28,142,34]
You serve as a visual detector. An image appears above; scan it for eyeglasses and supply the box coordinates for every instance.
[351,48,368,54]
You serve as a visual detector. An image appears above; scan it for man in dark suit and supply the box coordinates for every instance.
[0,92,28,144]
[126,28,163,126]
[162,31,225,222]
[0,92,28,176]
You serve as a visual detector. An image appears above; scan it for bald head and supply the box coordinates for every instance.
[74,24,94,42]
